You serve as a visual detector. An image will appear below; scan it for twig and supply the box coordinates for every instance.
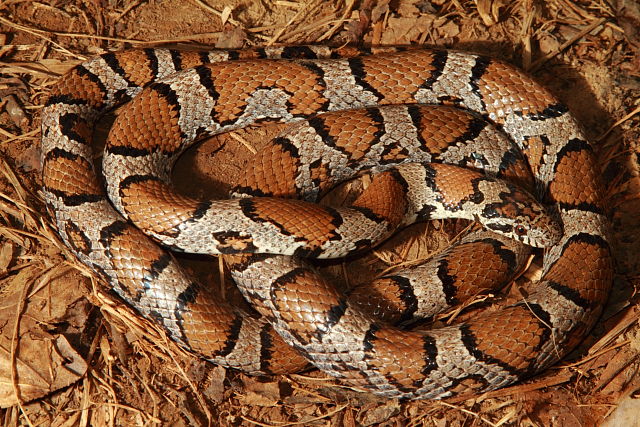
[267,0,320,45]
[529,17,607,72]
[438,401,498,427]
[239,404,348,426]
[228,131,257,154]
[318,0,355,41]
[190,0,242,27]
[0,16,83,60]
[597,105,640,142]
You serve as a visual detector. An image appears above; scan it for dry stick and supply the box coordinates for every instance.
[0,16,83,60]
[87,401,161,423]
[278,15,343,42]
[0,127,18,140]
[438,401,498,427]
[519,0,537,70]
[228,131,257,154]
[0,129,39,145]
[0,17,127,47]
[448,371,573,404]
[0,62,62,79]
[162,335,213,426]
[585,305,640,356]
[317,0,355,41]
[597,105,640,143]
[113,0,146,22]
[132,33,223,45]
[239,404,348,427]
[267,0,320,45]
[564,339,631,369]
[559,0,600,21]
[190,0,242,28]
[529,17,607,72]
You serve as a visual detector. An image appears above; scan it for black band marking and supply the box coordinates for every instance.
[420,50,448,91]
[523,103,568,121]
[144,48,160,79]
[468,56,491,110]
[58,113,90,146]
[380,275,419,323]
[436,258,459,306]
[307,116,340,153]
[170,50,183,71]
[102,52,131,85]
[281,46,319,59]
[45,94,88,108]
[272,136,300,158]
[195,65,220,102]
[106,144,152,157]
[211,230,258,254]
[347,57,384,100]
[64,220,93,256]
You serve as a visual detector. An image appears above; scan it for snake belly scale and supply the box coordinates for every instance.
[41,45,612,399]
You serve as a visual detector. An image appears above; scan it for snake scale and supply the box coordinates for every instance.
[41,45,612,399]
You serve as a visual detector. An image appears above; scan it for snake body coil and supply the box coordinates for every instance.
[41,46,612,399]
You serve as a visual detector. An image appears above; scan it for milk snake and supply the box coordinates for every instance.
[41,45,612,399]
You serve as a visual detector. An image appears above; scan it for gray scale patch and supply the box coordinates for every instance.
[528,282,585,332]
[160,201,306,255]
[396,261,451,318]
[438,125,516,174]
[234,88,298,128]
[317,211,390,258]
[168,69,220,141]
[377,105,432,161]
[83,56,139,101]
[313,61,380,111]
[415,53,482,112]
[418,327,518,398]
[213,316,268,374]
[289,127,350,201]
[154,49,178,78]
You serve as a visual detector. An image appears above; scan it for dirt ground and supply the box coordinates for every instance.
[0,0,639,425]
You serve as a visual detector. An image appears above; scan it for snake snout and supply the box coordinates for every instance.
[513,213,562,248]
[538,215,563,247]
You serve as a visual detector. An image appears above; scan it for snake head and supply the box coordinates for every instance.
[482,187,562,248]
[511,211,563,248]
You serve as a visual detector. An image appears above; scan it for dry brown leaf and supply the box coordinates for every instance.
[381,16,434,44]
[539,33,561,55]
[215,25,247,49]
[438,20,461,38]
[358,400,401,426]
[203,365,226,403]
[476,0,498,26]
[0,333,87,408]
[0,263,90,407]
[0,241,13,273]
[239,377,281,407]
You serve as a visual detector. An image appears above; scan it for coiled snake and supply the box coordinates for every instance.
[41,46,612,399]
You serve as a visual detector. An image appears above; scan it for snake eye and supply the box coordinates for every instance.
[514,225,527,236]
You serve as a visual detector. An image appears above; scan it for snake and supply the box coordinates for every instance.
[41,45,613,399]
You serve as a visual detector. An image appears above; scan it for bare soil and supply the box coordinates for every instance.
[0,0,639,426]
